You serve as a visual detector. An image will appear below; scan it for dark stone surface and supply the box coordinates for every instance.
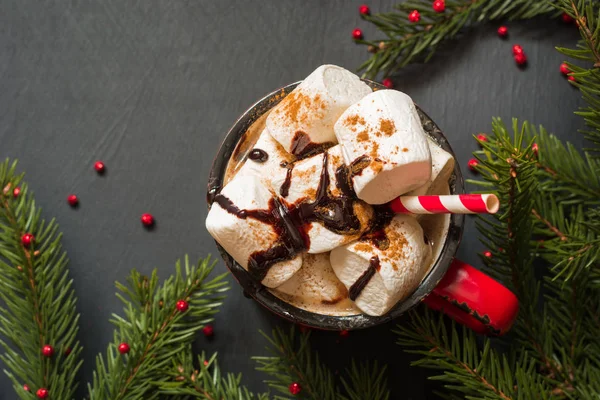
[0,0,585,398]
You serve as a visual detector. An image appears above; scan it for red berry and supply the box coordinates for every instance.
[42,345,54,357]
[476,133,488,143]
[289,382,301,395]
[339,329,350,338]
[21,233,34,247]
[562,12,574,23]
[382,78,394,88]
[203,359,209,366]
[512,45,523,55]
[560,63,570,75]
[432,0,445,13]
[94,161,106,174]
[203,325,214,337]
[408,10,420,23]
[13,187,21,198]
[532,143,539,155]
[359,4,370,16]
[497,26,508,38]
[352,28,363,40]
[118,342,130,354]
[67,194,79,207]
[36,388,49,399]
[483,250,492,258]
[65,347,72,356]
[468,158,479,171]
[514,53,527,66]
[176,300,189,312]
[141,213,154,227]
[23,384,30,392]
[568,75,576,82]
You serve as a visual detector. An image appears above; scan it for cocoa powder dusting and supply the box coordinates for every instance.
[402,148,409,152]
[357,130,370,142]
[379,119,396,136]
[345,114,366,126]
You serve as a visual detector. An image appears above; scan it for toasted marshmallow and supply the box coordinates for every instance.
[271,145,374,254]
[266,65,372,157]
[407,139,455,196]
[205,174,302,288]
[334,90,432,205]
[275,253,348,305]
[330,214,432,316]
[236,127,294,189]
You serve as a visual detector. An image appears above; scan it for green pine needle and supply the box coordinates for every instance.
[158,347,268,399]
[87,255,229,400]
[357,0,559,79]
[0,159,83,399]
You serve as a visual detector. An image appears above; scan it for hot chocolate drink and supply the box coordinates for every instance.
[206,65,453,317]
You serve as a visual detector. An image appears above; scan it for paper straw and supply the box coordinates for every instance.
[389,194,500,214]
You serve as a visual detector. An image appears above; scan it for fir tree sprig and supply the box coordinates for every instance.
[87,256,228,400]
[159,347,268,399]
[556,0,600,151]
[0,159,83,399]
[357,0,559,79]
[253,327,390,400]
[254,327,339,400]
[395,308,552,400]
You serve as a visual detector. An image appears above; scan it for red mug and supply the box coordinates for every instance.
[207,80,518,335]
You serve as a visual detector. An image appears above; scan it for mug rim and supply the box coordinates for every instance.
[207,80,465,330]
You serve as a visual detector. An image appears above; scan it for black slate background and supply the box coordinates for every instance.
[0,1,587,398]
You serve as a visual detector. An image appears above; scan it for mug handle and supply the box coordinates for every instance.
[422,259,519,336]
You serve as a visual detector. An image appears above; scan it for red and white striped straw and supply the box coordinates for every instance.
[389,194,500,214]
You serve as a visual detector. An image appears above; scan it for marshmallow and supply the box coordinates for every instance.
[407,139,455,196]
[334,90,432,205]
[205,174,303,288]
[236,127,294,189]
[330,214,432,316]
[271,145,374,254]
[266,65,372,157]
[275,253,348,305]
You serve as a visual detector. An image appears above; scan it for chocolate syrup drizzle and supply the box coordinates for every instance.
[286,151,363,235]
[248,148,269,163]
[215,149,367,282]
[349,256,380,301]
[280,166,294,197]
[290,131,335,159]
[213,195,308,282]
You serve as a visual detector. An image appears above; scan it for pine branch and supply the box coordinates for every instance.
[253,327,390,400]
[556,0,600,151]
[0,159,82,399]
[395,307,551,399]
[357,0,559,79]
[339,360,389,400]
[87,255,228,400]
[254,327,339,400]
[159,347,268,399]
[469,119,571,386]
[531,126,600,205]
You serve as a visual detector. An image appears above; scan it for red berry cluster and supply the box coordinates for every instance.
[512,45,527,67]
